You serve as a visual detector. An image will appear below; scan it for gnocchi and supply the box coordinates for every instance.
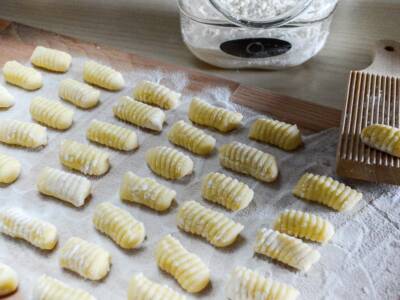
[30,46,72,72]
[133,80,181,110]
[0,119,47,148]
[83,60,124,91]
[361,124,400,157]
[155,235,210,293]
[0,85,14,108]
[0,153,21,184]
[0,263,18,297]
[2,60,42,90]
[59,78,100,109]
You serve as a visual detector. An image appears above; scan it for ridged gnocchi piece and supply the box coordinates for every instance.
[293,173,363,211]
[59,79,100,109]
[167,120,216,156]
[93,202,145,249]
[146,146,193,180]
[86,119,138,151]
[128,273,186,300]
[33,274,96,300]
[0,119,47,148]
[120,171,176,212]
[2,61,42,90]
[59,139,110,176]
[133,80,181,110]
[0,85,14,108]
[201,172,253,211]
[188,98,243,133]
[226,266,299,300]
[30,96,74,130]
[249,118,302,151]
[254,228,320,272]
[155,235,210,293]
[83,60,124,91]
[0,263,18,297]
[0,207,57,250]
[30,46,72,72]
[177,200,244,247]
[361,124,400,157]
[0,153,21,184]
[219,141,278,183]
[37,167,91,207]
[59,237,111,281]
[274,209,335,243]
[113,96,166,131]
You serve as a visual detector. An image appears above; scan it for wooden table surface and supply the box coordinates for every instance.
[0,1,399,107]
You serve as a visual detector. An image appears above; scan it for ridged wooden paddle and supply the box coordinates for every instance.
[337,40,400,185]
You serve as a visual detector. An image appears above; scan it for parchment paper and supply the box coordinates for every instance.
[0,57,399,300]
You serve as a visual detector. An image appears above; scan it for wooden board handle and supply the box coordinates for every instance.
[363,40,400,77]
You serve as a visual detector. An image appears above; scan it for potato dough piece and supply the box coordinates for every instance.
[177,200,244,247]
[155,235,210,293]
[0,263,18,297]
[59,78,100,109]
[128,273,186,300]
[225,266,299,300]
[219,141,278,183]
[59,139,110,176]
[86,119,138,151]
[274,209,335,243]
[167,120,216,156]
[83,60,124,91]
[33,274,96,300]
[0,207,57,250]
[146,146,193,180]
[30,46,72,72]
[59,237,111,281]
[254,228,320,272]
[188,98,242,132]
[0,119,47,148]
[37,167,91,207]
[133,80,181,110]
[0,85,14,108]
[249,118,302,151]
[201,172,253,211]
[113,96,165,131]
[93,202,145,249]
[120,171,176,212]
[361,124,400,157]
[30,96,74,130]
[293,172,362,211]
[0,153,21,184]
[2,61,42,90]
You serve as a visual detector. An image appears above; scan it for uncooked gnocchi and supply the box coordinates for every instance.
[219,141,278,183]
[0,263,18,297]
[30,46,72,72]
[86,119,138,151]
[83,60,124,91]
[120,171,176,212]
[146,146,193,180]
[33,274,96,300]
[37,167,91,207]
[0,153,21,184]
[155,235,210,293]
[133,80,181,110]
[93,202,145,249]
[0,85,14,108]
[128,273,186,300]
[201,172,253,211]
[188,98,243,132]
[177,200,244,247]
[254,228,320,272]
[59,139,110,176]
[59,237,111,281]
[59,78,100,109]
[0,119,47,148]
[225,266,299,300]
[167,120,216,156]
[30,96,74,130]
[274,209,335,243]
[113,96,166,131]
[292,172,363,211]
[0,207,57,250]
[361,124,400,157]
[2,61,42,90]
[249,118,302,151]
